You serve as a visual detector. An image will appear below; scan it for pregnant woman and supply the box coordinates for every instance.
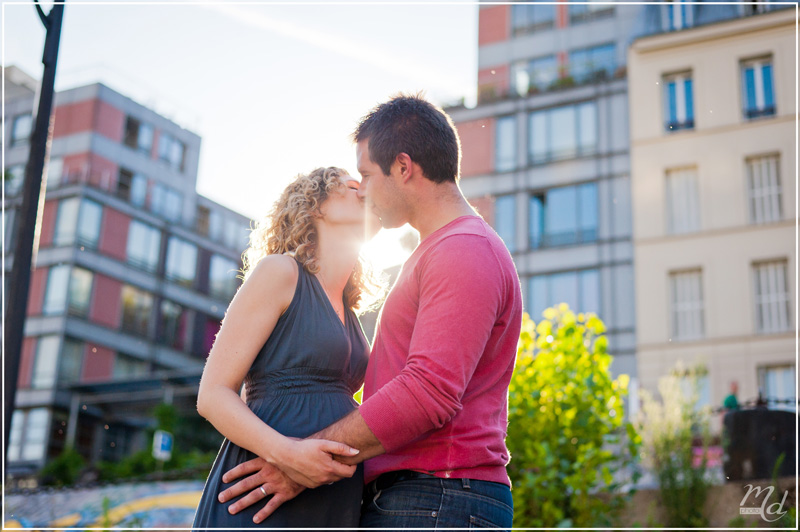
[192,167,381,528]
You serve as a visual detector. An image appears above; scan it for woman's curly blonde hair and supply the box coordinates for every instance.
[239,167,384,314]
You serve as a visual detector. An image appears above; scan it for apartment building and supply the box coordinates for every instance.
[3,66,252,476]
[628,4,796,411]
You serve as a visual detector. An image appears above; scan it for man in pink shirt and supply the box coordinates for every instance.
[219,95,522,528]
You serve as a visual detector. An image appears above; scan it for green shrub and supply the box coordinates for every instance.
[40,447,85,486]
[637,362,712,528]
[507,306,641,527]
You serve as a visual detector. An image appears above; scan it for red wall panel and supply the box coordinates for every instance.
[52,100,95,139]
[27,267,47,316]
[95,100,124,142]
[479,6,510,46]
[39,199,58,248]
[456,118,494,178]
[81,343,114,382]
[98,208,130,261]
[90,274,122,329]
[17,337,36,388]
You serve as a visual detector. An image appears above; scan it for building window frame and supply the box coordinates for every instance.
[529,182,598,249]
[665,166,701,234]
[495,115,517,173]
[662,71,695,132]
[752,259,791,334]
[741,56,776,120]
[669,269,705,341]
[746,153,782,224]
[511,1,556,36]
[494,194,517,253]
[528,101,597,164]
[11,114,33,146]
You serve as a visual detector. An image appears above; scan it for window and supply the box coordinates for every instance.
[76,199,102,249]
[46,157,63,187]
[209,255,240,301]
[495,116,516,172]
[165,237,198,287]
[663,72,694,131]
[159,300,189,350]
[753,260,791,334]
[530,183,598,248]
[123,116,154,154]
[512,56,558,95]
[742,1,775,16]
[67,267,93,317]
[116,169,147,207]
[569,0,614,24]
[568,44,616,83]
[209,210,223,242]
[113,353,149,379]
[53,197,80,246]
[3,208,15,254]
[224,218,241,249]
[666,167,700,234]
[196,205,211,237]
[32,336,60,389]
[120,285,153,336]
[151,182,183,222]
[747,155,782,224]
[511,1,555,35]
[52,198,102,248]
[59,338,84,384]
[494,195,516,252]
[528,269,600,319]
[670,270,704,341]
[664,0,692,31]
[43,265,94,317]
[7,408,49,461]
[741,57,775,119]
[5,164,25,196]
[43,265,70,316]
[528,102,597,163]
[158,132,185,171]
[11,114,33,146]
[126,221,161,272]
[759,365,796,412]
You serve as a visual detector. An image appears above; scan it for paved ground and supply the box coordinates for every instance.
[3,480,205,528]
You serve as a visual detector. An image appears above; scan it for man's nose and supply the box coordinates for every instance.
[356,184,367,200]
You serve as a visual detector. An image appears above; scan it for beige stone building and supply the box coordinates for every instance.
[628,7,796,415]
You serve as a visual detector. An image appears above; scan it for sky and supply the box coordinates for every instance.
[2,0,478,267]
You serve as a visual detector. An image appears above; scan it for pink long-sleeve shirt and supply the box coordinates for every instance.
[359,215,523,486]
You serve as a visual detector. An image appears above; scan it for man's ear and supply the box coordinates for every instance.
[395,152,414,184]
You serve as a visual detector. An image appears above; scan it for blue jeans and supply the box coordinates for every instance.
[360,475,513,529]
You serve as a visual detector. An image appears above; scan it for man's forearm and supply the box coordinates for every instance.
[311,409,384,465]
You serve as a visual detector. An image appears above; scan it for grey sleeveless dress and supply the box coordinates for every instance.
[192,260,369,529]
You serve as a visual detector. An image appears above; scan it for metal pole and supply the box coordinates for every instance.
[3,1,65,469]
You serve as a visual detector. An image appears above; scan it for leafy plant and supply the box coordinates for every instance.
[637,362,713,528]
[507,306,641,527]
[39,446,85,486]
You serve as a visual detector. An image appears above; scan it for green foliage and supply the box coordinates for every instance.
[39,447,85,486]
[507,305,641,528]
[153,402,178,434]
[637,362,712,528]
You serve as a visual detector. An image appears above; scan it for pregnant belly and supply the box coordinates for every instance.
[247,391,358,439]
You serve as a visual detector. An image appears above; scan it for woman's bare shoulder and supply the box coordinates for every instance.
[239,254,299,305]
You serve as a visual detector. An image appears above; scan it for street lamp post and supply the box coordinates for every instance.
[3,0,65,470]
